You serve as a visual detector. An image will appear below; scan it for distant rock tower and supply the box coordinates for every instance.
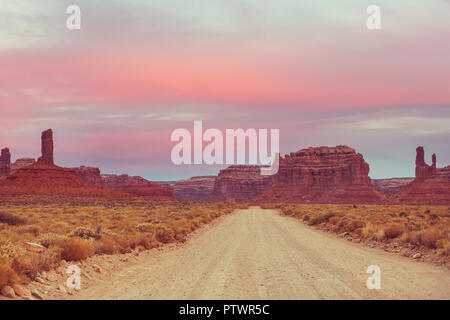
[415,146,436,179]
[38,129,54,165]
[0,148,11,176]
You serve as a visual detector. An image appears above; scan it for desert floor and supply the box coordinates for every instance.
[55,207,450,300]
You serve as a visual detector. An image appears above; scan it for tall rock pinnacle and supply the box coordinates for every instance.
[0,148,11,176]
[39,129,54,165]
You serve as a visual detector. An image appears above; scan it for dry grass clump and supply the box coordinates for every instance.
[0,211,27,226]
[413,227,446,249]
[0,197,242,289]
[309,212,336,225]
[0,257,18,288]
[383,224,405,239]
[68,226,101,240]
[58,238,95,261]
[155,226,175,243]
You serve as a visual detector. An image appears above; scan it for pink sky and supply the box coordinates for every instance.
[0,0,449,180]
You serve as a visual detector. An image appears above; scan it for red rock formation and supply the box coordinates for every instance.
[415,146,437,179]
[101,174,175,199]
[259,146,385,203]
[160,176,216,201]
[0,130,121,198]
[211,145,386,204]
[38,129,54,165]
[11,158,36,174]
[157,181,175,193]
[0,148,11,178]
[70,166,176,200]
[392,147,450,205]
[101,174,149,187]
[72,166,103,187]
[0,161,118,196]
[212,166,272,202]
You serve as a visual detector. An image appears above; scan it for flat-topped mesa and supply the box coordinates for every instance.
[167,176,216,201]
[38,129,54,165]
[212,166,272,202]
[274,145,371,186]
[0,148,11,177]
[211,145,385,203]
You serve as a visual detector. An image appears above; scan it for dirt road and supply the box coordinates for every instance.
[74,207,450,299]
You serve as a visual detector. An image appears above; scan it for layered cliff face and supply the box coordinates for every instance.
[11,158,36,174]
[211,146,386,204]
[257,146,385,203]
[101,174,175,200]
[158,176,216,201]
[273,146,371,186]
[70,167,174,199]
[212,166,272,202]
[72,166,103,187]
[392,147,450,205]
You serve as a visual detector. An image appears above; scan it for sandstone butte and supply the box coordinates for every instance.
[158,176,216,201]
[211,145,387,204]
[0,129,175,199]
[72,167,175,200]
[0,130,124,198]
[390,147,450,205]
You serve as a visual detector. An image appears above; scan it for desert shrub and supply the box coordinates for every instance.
[374,229,385,241]
[38,246,62,272]
[96,237,118,255]
[383,224,405,239]
[0,243,25,260]
[329,215,343,225]
[410,231,424,246]
[131,233,152,249]
[38,233,68,248]
[437,240,450,256]
[135,223,155,233]
[309,212,336,225]
[0,257,18,289]
[361,223,377,239]
[347,220,366,232]
[57,238,95,261]
[400,231,411,242]
[155,226,175,243]
[422,227,444,249]
[11,252,40,281]
[436,239,447,249]
[68,226,101,240]
[16,224,42,237]
[49,221,69,231]
[336,219,365,233]
[0,211,27,226]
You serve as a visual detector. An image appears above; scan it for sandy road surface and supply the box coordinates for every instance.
[74,207,450,300]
